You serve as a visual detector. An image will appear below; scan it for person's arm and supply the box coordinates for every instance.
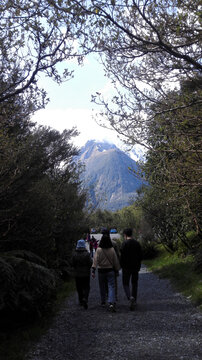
[120,241,126,268]
[139,243,143,261]
[112,248,121,271]
[112,240,120,260]
[138,242,143,270]
[88,254,93,267]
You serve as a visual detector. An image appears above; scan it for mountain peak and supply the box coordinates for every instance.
[79,140,117,161]
[77,140,145,211]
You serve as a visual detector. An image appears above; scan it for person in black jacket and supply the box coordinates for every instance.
[72,239,92,309]
[120,228,142,310]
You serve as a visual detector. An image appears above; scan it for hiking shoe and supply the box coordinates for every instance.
[109,303,116,312]
[129,296,136,311]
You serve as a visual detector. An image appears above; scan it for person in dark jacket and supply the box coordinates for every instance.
[120,228,142,310]
[72,239,92,309]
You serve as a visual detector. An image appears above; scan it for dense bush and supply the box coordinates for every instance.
[193,248,202,274]
[141,239,158,260]
[0,253,57,326]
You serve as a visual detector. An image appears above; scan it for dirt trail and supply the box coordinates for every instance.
[26,266,202,360]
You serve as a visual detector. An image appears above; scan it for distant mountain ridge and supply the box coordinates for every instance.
[77,140,144,211]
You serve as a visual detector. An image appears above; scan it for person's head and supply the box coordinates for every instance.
[101,228,110,236]
[76,239,86,249]
[99,233,113,249]
[123,228,133,239]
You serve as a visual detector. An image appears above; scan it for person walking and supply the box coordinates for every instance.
[101,229,120,302]
[71,239,93,309]
[91,232,120,312]
[89,237,94,257]
[120,228,142,310]
[92,236,98,253]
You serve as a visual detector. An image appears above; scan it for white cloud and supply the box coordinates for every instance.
[32,107,120,147]
[32,107,146,161]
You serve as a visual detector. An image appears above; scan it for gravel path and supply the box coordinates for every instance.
[26,266,202,360]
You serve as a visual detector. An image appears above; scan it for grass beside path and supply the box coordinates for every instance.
[144,247,202,310]
[0,280,75,360]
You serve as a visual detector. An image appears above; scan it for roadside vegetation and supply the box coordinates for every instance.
[0,104,89,326]
[144,246,202,310]
[0,280,75,360]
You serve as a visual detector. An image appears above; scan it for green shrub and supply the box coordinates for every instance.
[112,237,123,250]
[193,247,202,274]
[186,231,201,251]
[139,233,158,260]
[0,253,57,327]
[141,240,158,259]
[145,246,202,308]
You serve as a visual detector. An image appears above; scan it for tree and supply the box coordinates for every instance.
[0,89,89,319]
[1,1,201,130]
[0,87,87,261]
[144,77,202,186]
[78,0,202,149]
[0,0,91,105]
[142,77,201,240]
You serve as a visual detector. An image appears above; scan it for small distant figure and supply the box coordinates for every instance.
[89,237,94,257]
[120,228,142,310]
[92,236,98,251]
[90,236,98,257]
[86,232,91,243]
[71,239,92,309]
[91,231,120,312]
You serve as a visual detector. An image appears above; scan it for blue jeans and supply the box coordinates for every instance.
[98,270,115,304]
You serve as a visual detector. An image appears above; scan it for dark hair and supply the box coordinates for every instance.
[99,234,113,249]
[101,228,109,235]
[123,228,133,237]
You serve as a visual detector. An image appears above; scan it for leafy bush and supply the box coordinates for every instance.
[112,237,123,251]
[140,237,158,260]
[3,250,47,267]
[0,253,57,327]
[193,248,202,274]
[186,231,201,251]
[54,258,73,281]
[0,257,16,313]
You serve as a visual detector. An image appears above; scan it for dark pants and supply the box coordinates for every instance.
[122,269,139,301]
[75,276,90,304]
